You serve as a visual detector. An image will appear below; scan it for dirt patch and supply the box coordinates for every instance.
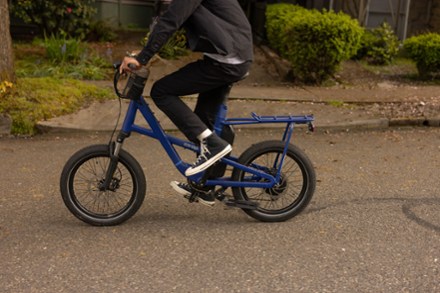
[91,33,440,120]
[92,32,427,88]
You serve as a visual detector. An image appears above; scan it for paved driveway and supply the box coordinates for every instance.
[1,128,439,292]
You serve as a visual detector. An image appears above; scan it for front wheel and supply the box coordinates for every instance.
[60,144,146,226]
[231,140,316,222]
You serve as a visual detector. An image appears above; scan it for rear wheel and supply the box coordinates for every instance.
[231,140,315,222]
[60,144,146,226]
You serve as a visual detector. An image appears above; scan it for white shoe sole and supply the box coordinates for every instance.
[170,181,191,196]
[185,145,232,176]
[198,198,215,207]
[171,181,215,207]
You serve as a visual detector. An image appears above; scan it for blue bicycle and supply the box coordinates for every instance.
[60,65,316,226]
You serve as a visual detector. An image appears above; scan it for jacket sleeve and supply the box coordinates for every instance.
[136,0,203,65]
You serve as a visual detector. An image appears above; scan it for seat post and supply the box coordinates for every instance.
[206,83,235,179]
[213,72,249,135]
[213,83,233,135]
[208,72,248,179]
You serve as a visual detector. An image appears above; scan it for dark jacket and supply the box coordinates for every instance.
[136,0,253,65]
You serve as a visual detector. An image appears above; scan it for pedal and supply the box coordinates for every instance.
[214,187,227,201]
[224,199,259,210]
[184,192,199,203]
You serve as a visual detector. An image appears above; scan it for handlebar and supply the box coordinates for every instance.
[113,63,149,100]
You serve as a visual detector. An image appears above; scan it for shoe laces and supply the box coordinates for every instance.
[194,139,211,165]
[178,182,191,189]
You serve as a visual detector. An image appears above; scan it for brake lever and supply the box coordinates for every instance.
[113,63,121,70]
[113,64,124,98]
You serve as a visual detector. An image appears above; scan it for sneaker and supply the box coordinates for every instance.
[170,181,191,196]
[184,134,232,176]
[170,181,216,207]
[196,191,216,207]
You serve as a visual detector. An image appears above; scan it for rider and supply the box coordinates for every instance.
[120,0,253,206]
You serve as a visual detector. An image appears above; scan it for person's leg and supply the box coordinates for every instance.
[150,57,250,141]
[156,58,250,197]
[168,86,230,205]
[194,84,232,130]
[151,59,232,177]
[150,61,210,142]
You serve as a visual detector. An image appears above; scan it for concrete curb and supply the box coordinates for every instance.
[32,95,440,135]
[317,118,389,131]
[389,117,440,127]
[36,117,440,135]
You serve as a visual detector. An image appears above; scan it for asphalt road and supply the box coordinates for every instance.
[1,127,439,293]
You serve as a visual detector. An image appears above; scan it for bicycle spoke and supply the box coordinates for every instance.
[72,156,135,216]
[240,150,306,212]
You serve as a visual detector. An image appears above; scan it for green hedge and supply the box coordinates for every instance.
[403,33,440,78]
[356,22,400,65]
[266,4,305,53]
[266,4,363,84]
[11,0,96,39]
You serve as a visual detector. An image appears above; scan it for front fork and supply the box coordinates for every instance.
[99,131,130,191]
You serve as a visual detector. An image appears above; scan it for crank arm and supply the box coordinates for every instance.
[223,199,259,210]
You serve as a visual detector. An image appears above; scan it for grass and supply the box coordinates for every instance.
[14,42,113,80]
[5,32,187,136]
[334,57,440,86]
[360,57,417,76]
[326,100,346,107]
[1,40,115,135]
[15,58,111,80]
[0,77,112,135]
[359,57,440,84]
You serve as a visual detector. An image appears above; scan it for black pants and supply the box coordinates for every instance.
[150,56,251,142]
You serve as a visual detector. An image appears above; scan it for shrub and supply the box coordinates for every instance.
[403,32,440,78]
[266,4,363,84]
[86,20,117,42]
[11,0,96,39]
[266,4,306,53]
[40,34,85,63]
[356,22,400,65]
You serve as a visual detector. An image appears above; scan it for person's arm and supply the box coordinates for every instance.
[120,0,202,73]
[136,0,202,65]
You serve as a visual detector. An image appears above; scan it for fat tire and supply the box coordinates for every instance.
[60,144,146,226]
[231,140,315,222]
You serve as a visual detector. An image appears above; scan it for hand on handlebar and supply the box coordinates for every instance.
[119,56,141,74]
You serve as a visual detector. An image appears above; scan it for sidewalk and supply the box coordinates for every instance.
[34,47,440,133]
[37,83,440,133]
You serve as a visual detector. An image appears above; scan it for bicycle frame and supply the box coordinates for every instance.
[115,96,314,189]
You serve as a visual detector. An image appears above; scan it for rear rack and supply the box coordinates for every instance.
[226,112,314,125]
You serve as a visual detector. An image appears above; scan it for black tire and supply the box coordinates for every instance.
[231,140,316,222]
[60,144,146,226]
